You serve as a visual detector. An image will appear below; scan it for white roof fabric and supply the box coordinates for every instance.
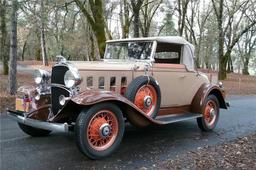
[107,36,190,44]
[107,36,195,71]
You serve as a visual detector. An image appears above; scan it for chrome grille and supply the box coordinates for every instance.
[51,65,69,115]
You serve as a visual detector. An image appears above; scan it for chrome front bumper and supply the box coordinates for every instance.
[7,110,69,132]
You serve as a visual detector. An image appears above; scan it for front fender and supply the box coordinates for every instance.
[191,83,227,114]
[69,90,161,127]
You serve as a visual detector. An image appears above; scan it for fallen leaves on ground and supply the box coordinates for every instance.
[223,73,256,95]
[149,134,256,170]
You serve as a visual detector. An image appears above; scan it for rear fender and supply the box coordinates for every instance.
[191,83,227,114]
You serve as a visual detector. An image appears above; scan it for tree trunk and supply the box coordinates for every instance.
[212,0,227,80]
[120,0,130,38]
[8,0,18,95]
[40,0,48,66]
[131,0,143,38]
[227,55,233,73]
[0,0,8,75]
[242,57,250,75]
[21,40,27,61]
[74,0,106,58]
[35,46,41,61]
[133,9,140,37]
[218,53,228,80]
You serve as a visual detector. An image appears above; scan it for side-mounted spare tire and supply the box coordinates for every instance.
[125,76,161,118]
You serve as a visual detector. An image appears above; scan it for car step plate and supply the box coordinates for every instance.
[155,113,202,124]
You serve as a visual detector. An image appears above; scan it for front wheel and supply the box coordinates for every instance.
[75,103,125,159]
[197,95,220,131]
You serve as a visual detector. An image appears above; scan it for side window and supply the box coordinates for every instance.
[87,77,93,87]
[155,43,181,64]
[120,77,127,95]
[155,52,179,59]
[110,77,116,91]
[98,77,105,89]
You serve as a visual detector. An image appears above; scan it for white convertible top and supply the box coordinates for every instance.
[107,36,195,71]
[107,36,190,44]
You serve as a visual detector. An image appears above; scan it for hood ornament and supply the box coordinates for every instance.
[56,55,67,64]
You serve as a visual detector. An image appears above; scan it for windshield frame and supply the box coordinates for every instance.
[104,40,157,62]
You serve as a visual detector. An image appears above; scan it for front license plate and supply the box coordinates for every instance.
[15,98,29,112]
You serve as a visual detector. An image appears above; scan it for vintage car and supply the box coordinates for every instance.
[7,36,229,159]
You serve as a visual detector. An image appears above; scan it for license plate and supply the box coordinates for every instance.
[15,98,29,112]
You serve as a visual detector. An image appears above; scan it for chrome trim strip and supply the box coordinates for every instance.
[7,110,69,132]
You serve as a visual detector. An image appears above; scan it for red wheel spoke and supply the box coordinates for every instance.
[134,85,157,116]
[203,100,217,127]
[87,110,119,151]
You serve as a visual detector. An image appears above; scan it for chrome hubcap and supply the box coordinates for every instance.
[99,123,111,138]
[144,96,152,108]
[209,108,215,118]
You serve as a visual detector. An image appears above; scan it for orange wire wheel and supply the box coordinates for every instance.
[197,95,220,132]
[134,84,157,117]
[76,103,124,159]
[203,100,217,128]
[87,110,118,151]
[125,76,161,120]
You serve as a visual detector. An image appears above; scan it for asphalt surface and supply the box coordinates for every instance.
[1,95,256,170]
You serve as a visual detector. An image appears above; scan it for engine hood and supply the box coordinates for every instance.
[69,60,149,71]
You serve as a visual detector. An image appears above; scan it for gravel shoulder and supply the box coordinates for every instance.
[149,133,256,170]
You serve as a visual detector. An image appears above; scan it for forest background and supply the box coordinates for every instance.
[1,0,255,94]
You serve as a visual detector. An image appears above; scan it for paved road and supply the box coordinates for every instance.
[0,63,35,74]
[1,95,256,170]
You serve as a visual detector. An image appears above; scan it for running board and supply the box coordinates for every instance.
[155,113,202,124]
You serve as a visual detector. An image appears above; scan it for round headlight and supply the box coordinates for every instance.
[34,70,43,84]
[64,69,81,88]
[33,69,51,84]
[59,95,66,106]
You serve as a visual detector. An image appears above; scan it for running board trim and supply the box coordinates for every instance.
[155,113,202,124]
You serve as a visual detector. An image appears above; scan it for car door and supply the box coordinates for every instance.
[152,63,188,107]
[152,43,204,107]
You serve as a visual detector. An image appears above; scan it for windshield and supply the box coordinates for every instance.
[104,41,153,60]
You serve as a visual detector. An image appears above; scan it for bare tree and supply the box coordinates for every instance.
[185,0,212,68]
[212,0,256,79]
[74,0,107,58]
[40,0,48,66]
[140,0,163,37]
[176,0,189,36]
[120,0,133,38]
[0,0,8,75]
[238,27,256,75]
[8,0,18,95]
[131,0,144,37]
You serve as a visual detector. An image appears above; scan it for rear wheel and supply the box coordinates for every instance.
[18,123,51,137]
[75,103,125,159]
[197,95,220,131]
